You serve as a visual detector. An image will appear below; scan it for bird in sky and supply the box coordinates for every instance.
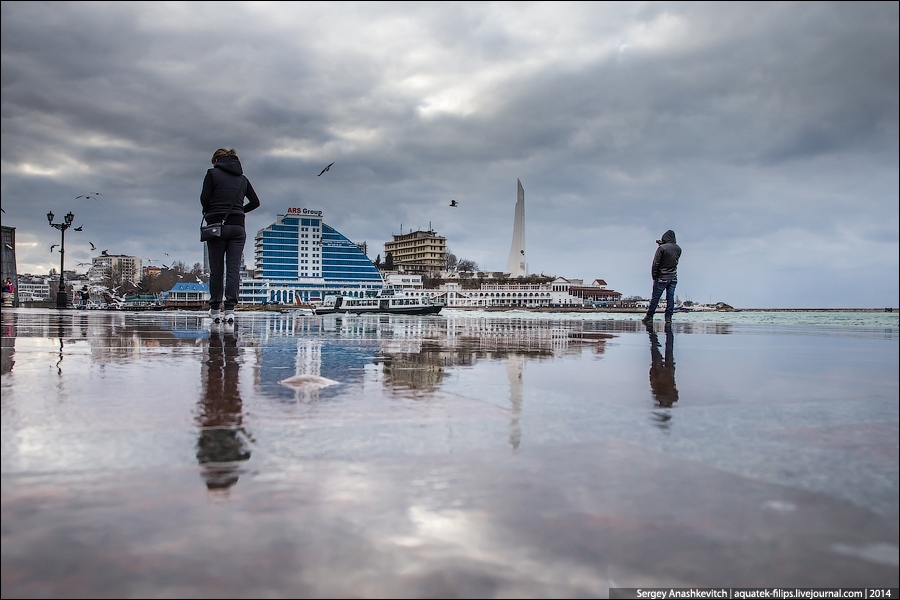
[101,249,108,255]
[449,200,458,207]
[76,192,102,201]
[89,242,96,251]
[74,225,83,231]
[50,244,59,252]
[318,162,335,176]
[77,262,89,266]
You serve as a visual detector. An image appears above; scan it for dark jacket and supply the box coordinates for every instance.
[200,155,260,227]
[651,230,682,280]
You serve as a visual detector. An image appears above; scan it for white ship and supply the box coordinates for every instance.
[314,287,444,316]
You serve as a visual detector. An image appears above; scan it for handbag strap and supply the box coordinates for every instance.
[202,178,246,225]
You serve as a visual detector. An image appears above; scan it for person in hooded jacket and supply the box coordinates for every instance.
[642,230,682,325]
[201,148,260,322]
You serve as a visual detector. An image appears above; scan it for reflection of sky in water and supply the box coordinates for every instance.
[2,309,898,595]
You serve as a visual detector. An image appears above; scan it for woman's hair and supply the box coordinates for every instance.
[211,148,237,164]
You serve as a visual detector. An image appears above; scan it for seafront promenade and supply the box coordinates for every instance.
[2,308,897,596]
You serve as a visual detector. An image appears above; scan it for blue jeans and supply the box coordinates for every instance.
[207,225,246,311]
[646,277,677,321]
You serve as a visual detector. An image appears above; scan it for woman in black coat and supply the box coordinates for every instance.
[200,148,260,322]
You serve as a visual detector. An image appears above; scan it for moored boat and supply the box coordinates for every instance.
[314,287,443,316]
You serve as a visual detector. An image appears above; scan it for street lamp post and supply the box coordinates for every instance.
[47,210,75,309]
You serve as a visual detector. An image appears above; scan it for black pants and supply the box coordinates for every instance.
[207,225,245,311]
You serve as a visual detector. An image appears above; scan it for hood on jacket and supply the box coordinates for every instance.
[659,230,676,244]
[214,154,243,176]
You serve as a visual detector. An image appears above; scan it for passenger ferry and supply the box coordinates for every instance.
[314,287,444,316]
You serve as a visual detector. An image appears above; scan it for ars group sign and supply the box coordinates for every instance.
[287,207,323,216]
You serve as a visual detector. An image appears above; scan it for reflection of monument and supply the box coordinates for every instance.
[197,324,251,492]
[504,179,526,277]
[506,354,524,450]
[279,339,334,403]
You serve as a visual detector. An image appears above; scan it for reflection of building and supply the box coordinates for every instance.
[1,312,15,374]
[383,229,446,274]
[240,207,383,305]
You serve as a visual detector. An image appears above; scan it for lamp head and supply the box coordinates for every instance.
[47,211,55,224]
[65,212,74,225]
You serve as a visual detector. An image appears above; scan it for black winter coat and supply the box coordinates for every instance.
[651,230,682,280]
[200,155,260,227]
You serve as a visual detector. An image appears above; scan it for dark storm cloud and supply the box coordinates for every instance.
[1,1,897,307]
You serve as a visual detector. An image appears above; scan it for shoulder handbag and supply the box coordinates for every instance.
[200,181,245,242]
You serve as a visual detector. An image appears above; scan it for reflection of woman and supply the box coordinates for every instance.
[648,325,679,407]
[197,323,251,491]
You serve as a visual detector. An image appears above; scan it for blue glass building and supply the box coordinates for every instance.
[239,207,384,305]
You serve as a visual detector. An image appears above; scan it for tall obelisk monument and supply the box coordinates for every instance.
[504,179,526,277]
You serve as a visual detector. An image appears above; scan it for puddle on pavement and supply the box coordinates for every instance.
[2,309,898,595]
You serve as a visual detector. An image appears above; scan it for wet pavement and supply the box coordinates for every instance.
[2,308,898,597]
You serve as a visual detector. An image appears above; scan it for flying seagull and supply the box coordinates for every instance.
[318,162,335,176]
[101,249,108,255]
[449,200,458,207]
[74,225,83,231]
[76,192,102,201]
[89,242,96,251]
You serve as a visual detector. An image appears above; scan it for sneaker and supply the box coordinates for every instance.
[209,308,222,322]
[641,316,653,325]
[223,310,235,323]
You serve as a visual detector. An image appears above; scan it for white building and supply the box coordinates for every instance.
[88,254,142,284]
[384,273,424,290]
[17,281,51,302]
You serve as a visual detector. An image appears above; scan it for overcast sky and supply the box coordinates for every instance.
[2,1,897,307]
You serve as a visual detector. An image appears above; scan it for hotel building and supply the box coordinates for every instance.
[383,229,446,274]
[239,207,383,305]
[88,254,142,284]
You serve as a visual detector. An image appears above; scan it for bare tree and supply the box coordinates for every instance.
[445,249,458,272]
[457,259,478,273]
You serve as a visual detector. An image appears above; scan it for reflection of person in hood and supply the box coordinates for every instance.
[648,325,678,407]
[642,230,682,324]
[196,324,251,492]
[200,148,260,323]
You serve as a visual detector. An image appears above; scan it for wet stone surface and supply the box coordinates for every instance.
[2,308,898,597]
